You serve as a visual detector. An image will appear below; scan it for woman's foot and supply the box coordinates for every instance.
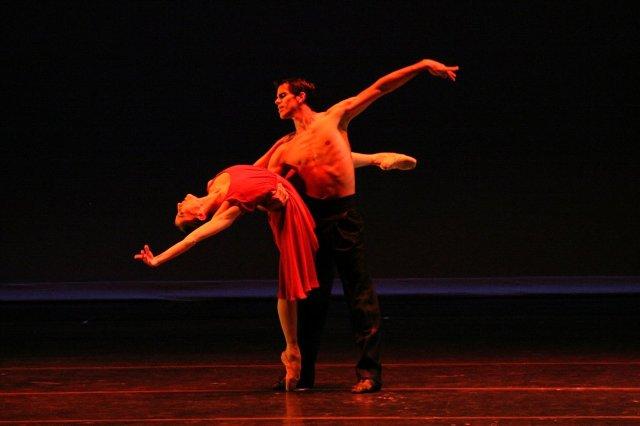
[280,347,301,391]
[375,153,417,170]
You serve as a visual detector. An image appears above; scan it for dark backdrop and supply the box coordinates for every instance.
[2,1,638,283]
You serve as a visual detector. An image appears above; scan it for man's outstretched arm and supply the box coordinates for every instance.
[333,59,459,125]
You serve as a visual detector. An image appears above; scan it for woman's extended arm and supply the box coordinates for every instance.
[134,201,242,267]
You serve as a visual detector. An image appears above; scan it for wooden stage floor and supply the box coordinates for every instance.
[2,292,640,424]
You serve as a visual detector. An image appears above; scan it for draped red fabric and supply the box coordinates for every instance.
[220,165,319,300]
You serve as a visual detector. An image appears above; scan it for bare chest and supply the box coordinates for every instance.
[283,127,348,169]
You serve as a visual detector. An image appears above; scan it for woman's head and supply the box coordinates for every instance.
[174,193,207,233]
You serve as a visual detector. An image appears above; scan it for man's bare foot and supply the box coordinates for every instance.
[351,378,382,393]
[376,153,417,170]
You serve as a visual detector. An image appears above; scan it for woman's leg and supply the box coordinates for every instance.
[277,299,298,347]
[277,299,301,391]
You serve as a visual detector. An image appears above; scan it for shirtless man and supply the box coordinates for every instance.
[258,58,458,393]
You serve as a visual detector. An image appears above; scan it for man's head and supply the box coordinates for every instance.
[274,78,316,119]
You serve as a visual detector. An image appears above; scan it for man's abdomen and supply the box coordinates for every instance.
[298,163,355,199]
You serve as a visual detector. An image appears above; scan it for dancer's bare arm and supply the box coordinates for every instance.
[134,201,242,267]
[254,134,295,168]
[331,59,458,126]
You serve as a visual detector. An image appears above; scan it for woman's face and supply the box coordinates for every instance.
[174,194,199,228]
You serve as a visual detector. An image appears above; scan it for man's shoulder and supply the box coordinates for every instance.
[320,103,351,129]
[280,131,296,142]
[326,97,355,114]
[271,131,296,146]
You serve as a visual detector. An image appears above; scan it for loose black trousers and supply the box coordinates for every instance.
[298,194,382,386]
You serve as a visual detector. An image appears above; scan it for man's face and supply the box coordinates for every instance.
[274,83,299,119]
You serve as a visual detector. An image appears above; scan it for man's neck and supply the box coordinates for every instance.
[292,106,317,132]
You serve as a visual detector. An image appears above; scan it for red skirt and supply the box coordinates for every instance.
[268,182,319,301]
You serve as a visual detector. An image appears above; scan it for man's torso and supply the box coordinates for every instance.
[270,112,355,199]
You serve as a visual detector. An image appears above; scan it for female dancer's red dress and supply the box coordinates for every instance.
[214,165,319,301]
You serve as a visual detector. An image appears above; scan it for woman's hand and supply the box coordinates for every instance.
[133,244,158,267]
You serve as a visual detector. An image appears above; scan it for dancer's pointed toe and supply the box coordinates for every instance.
[280,347,301,392]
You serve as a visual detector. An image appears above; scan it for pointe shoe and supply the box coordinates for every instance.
[271,376,313,391]
[280,348,301,391]
[378,153,417,171]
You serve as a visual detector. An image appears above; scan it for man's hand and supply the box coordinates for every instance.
[134,244,158,267]
[422,59,459,81]
[263,182,290,211]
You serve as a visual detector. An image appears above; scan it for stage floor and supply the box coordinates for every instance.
[2,290,640,424]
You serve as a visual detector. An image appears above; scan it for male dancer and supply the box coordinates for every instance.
[257,59,458,393]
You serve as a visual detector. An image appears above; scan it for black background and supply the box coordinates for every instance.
[2,1,638,283]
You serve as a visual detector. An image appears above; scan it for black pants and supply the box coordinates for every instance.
[298,194,382,385]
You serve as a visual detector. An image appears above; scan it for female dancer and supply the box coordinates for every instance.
[134,164,318,391]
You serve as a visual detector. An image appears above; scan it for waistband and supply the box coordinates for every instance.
[302,193,357,216]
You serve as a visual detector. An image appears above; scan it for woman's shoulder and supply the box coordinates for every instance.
[206,171,231,193]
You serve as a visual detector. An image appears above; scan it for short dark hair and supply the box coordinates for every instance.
[274,77,316,106]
